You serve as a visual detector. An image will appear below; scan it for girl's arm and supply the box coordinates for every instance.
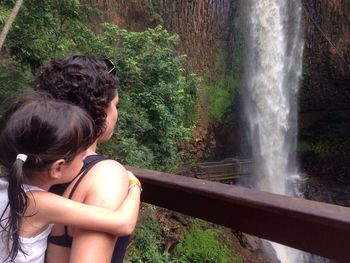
[29,177,141,236]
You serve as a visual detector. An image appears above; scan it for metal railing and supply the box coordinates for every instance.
[126,165,350,263]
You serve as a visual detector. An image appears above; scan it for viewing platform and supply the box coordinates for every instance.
[178,158,252,182]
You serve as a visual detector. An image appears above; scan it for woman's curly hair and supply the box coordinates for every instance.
[34,55,119,139]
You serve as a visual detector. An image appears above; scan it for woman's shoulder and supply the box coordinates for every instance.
[81,157,129,207]
[84,156,128,189]
[90,158,126,174]
[83,154,126,174]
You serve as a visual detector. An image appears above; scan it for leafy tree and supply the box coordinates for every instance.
[0,0,96,71]
[0,0,23,51]
[1,0,199,170]
[0,59,32,115]
[95,25,199,170]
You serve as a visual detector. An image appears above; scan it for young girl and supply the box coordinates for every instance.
[0,94,141,263]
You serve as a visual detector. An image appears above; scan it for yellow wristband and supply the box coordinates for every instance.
[129,179,142,191]
[129,183,142,192]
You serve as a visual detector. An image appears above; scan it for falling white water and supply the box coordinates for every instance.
[241,0,304,262]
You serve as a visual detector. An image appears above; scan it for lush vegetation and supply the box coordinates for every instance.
[127,206,241,263]
[95,24,198,169]
[174,221,240,263]
[0,0,198,171]
[127,210,165,263]
[202,24,242,123]
[0,59,32,114]
[203,51,238,121]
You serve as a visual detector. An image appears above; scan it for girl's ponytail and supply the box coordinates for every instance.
[6,156,28,261]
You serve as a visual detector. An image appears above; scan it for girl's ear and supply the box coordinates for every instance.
[49,159,66,180]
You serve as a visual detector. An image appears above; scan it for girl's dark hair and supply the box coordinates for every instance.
[0,93,95,261]
[34,54,119,139]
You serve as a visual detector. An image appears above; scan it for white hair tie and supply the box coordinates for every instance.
[16,154,28,163]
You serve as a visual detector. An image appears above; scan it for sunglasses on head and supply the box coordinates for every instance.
[103,59,116,75]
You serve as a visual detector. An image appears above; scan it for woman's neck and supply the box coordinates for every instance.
[88,141,98,154]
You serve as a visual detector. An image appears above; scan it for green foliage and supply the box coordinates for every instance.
[145,0,164,24]
[95,25,199,170]
[0,59,32,114]
[1,0,96,70]
[127,209,241,263]
[205,51,239,121]
[127,219,165,263]
[205,25,244,122]
[174,221,240,263]
[0,5,11,28]
[206,74,236,120]
[1,0,199,170]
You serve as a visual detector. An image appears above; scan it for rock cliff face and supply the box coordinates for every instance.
[89,0,235,77]
[297,1,350,182]
[90,0,349,110]
[301,0,350,112]
[88,0,238,157]
[88,0,350,160]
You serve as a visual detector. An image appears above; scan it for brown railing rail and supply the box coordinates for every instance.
[126,166,350,263]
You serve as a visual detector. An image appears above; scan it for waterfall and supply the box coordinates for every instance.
[241,0,304,262]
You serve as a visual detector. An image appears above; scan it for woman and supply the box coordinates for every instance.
[35,55,135,263]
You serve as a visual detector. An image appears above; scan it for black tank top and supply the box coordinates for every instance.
[48,155,130,263]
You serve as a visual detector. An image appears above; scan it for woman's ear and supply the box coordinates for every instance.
[49,159,66,180]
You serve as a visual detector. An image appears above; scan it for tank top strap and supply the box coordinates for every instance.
[48,154,109,248]
[68,154,108,199]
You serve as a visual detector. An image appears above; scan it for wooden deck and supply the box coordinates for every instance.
[179,158,252,181]
[126,165,350,263]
